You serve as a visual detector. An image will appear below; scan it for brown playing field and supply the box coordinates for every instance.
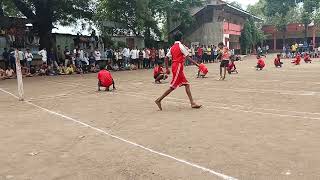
[0,55,320,180]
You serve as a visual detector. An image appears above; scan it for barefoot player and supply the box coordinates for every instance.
[155,31,202,111]
[97,67,116,91]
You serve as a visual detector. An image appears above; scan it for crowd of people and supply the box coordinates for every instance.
[0,43,240,80]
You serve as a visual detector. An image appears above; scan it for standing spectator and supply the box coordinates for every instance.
[88,52,96,66]
[94,47,102,68]
[202,45,207,63]
[48,48,59,68]
[197,45,203,63]
[38,48,47,64]
[9,48,16,71]
[64,46,71,66]
[56,45,64,65]
[17,48,25,66]
[191,45,196,60]
[24,49,33,70]
[143,48,149,69]
[2,48,10,69]
[130,47,138,67]
[213,45,218,62]
[206,45,211,63]
[138,49,143,69]
[117,49,123,68]
[282,45,287,58]
[105,47,113,66]
[150,47,156,68]
[266,45,270,54]
[114,49,120,69]
[122,47,130,68]
[159,47,165,64]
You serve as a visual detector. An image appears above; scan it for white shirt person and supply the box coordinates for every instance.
[38,48,47,63]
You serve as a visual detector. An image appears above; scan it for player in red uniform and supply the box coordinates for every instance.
[217,42,230,80]
[154,62,168,83]
[274,54,283,68]
[304,53,312,63]
[155,31,202,111]
[196,63,208,78]
[292,53,301,65]
[97,68,115,91]
[256,55,265,70]
[227,55,238,74]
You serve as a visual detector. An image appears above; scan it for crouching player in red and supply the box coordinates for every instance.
[227,55,238,74]
[196,63,208,78]
[292,53,301,65]
[274,54,283,68]
[256,55,265,70]
[155,31,202,111]
[154,62,168,83]
[304,53,312,63]
[97,67,116,91]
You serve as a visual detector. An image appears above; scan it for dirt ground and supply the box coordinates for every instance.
[0,55,320,180]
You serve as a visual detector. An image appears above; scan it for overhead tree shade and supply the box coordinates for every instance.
[2,0,94,50]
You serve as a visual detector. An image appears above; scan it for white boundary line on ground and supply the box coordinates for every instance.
[0,87,237,180]
[123,92,320,121]
[22,79,320,119]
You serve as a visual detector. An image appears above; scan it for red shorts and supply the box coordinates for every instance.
[99,79,113,87]
[170,62,188,89]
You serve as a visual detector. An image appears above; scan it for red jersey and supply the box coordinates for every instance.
[170,42,189,63]
[198,63,208,74]
[153,66,163,77]
[274,57,281,65]
[98,69,113,87]
[150,49,156,60]
[257,58,265,67]
[227,62,236,71]
[167,41,189,89]
[304,54,311,61]
[197,47,203,56]
[222,47,230,60]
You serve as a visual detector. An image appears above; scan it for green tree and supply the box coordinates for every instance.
[96,0,202,46]
[240,18,265,54]
[227,1,243,10]
[240,20,253,54]
[264,0,297,45]
[1,0,94,49]
[247,0,267,21]
[301,0,320,40]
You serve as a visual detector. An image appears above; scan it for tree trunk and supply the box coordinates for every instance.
[282,31,286,49]
[0,0,4,16]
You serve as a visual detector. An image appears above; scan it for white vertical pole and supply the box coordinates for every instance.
[15,49,24,101]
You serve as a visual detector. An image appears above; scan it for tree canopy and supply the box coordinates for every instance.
[1,0,94,49]
[95,0,202,46]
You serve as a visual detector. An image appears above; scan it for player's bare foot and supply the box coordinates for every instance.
[191,103,202,109]
[155,100,162,111]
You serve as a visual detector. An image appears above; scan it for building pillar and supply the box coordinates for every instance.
[312,27,316,48]
[273,33,276,51]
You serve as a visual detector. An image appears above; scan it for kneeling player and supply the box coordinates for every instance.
[274,54,283,68]
[197,63,208,78]
[227,56,238,74]
[292,54,301,65]
[256,55,265,70]
[97,67,116,91]
[154,62,168,83]
[304,53,312,63]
